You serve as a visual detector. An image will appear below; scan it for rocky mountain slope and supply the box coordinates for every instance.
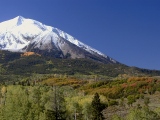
[0,16,117,64]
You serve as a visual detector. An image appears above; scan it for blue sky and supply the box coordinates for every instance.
[0,0,160,70]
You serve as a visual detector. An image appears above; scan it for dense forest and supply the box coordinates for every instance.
[0,50,160,119]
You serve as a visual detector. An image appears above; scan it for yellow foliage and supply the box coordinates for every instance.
[21,52,41,57]
[41,77,87,88]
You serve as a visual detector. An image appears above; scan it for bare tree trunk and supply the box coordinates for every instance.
[74,109,77,120]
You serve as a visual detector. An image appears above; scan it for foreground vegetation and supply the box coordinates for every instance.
[0,85,106,120]
[0,75,160,120]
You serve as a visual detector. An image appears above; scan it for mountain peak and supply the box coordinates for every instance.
[0,16,118,64]
[14,16,25,26]
[15,15,24,19]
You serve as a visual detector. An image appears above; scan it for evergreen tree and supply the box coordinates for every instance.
[45,86,66,120]
[91,93,104,120]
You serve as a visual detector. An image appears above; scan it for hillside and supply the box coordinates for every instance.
[0,50,160,83]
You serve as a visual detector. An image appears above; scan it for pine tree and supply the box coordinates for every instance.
[91,93,104,120]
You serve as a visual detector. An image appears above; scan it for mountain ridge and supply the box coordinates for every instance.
[0,16,117,64]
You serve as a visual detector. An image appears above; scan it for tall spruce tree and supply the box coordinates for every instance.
[91,93,104,120]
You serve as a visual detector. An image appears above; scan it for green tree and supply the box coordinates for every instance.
[91,93,104,120]
[82,103,92,120]
[2,86,30,120]
[127,95,136,107]
[45,86,66,120]
[53,86,66,120]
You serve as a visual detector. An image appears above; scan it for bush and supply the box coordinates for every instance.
[108,99,119,106]
[127,95,136,106]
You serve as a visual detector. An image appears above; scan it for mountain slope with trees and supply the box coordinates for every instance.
[0,50,160,84]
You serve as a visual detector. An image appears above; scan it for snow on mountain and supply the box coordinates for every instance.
[0,16,117,63]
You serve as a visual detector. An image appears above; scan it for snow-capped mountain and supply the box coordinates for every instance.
[0,16,117,64]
